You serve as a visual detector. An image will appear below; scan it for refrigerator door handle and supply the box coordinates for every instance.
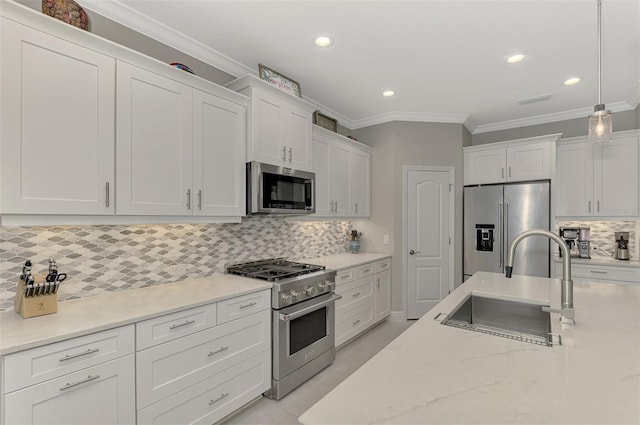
[499,201,504,270]
[504,201,510,271]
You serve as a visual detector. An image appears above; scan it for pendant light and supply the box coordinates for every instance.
[588,0,612,143]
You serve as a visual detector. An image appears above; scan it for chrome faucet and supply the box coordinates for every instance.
[505,229,575,324]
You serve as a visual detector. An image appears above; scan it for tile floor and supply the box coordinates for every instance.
[221,319,414,425]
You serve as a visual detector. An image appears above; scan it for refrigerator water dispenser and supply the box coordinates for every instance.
[475,224,494,251]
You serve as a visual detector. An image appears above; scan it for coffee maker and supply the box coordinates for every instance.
[614,232,630,260]
[559,227,591,258]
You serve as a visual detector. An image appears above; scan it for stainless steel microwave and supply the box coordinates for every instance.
[247,161,315,214]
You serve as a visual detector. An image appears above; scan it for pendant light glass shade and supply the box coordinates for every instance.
[588,0,612,143]
[588,105,612,143]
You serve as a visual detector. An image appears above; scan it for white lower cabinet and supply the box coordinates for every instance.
[554,263,640,286]
[5,355,135,425]
[1,290,271,425]
[137,350,270,425]
[334,258,391,347]
[2,326,136,425]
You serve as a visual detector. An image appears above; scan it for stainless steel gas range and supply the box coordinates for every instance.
[226,258,339,400]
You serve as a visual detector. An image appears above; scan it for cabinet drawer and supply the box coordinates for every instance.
[136,309,270,408]
[3,325,134,393]
[216,289,270,325]
[374,258,391,272]
[336,302,374,348]
[5,355,135,425]
[335,277,374,313]
[335,268,355,286]
[136,303,217,350]
[137,350,270,425]
[571,264,640,283]
[354,263,375,279]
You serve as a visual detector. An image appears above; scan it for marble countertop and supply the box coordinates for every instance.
[299,272,640,424]
[0,274,271,356]
[301,252,391,270]
[554,254,640,268]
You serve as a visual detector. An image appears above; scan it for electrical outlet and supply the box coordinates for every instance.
[169,263,188,275]
[383,234,390,245]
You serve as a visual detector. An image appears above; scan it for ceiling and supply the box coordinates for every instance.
[82,0,640,133]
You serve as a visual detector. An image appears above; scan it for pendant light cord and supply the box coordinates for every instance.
[597,0,602,105]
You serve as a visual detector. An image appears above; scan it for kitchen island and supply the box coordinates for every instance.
[299,272,640,424]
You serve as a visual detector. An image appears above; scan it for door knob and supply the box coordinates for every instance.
[409,249,420,255]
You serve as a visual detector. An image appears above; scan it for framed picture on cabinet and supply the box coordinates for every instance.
[313,111,338,132]
[258,64,302,97]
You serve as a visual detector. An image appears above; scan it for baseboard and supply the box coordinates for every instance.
[388,310,406,321]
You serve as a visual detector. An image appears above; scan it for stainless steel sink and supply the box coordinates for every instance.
[439,295,557,346]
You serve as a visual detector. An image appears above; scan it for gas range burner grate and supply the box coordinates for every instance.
[226,258,325,282]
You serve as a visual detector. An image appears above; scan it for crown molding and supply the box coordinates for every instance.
[348,111,469,130]
[471,101,636,134]
[76,0,254,78]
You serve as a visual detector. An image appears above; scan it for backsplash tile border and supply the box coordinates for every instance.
[0,216,352,311]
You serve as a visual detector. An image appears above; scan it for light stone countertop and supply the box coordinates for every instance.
[299,272,640,425]
[554,254,640,268]
[0,274,271,356]
[301,252,391,271]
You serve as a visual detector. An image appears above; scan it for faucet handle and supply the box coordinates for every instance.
[542,306,576,325]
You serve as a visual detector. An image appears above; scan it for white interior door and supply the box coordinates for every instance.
[405,167,453,319]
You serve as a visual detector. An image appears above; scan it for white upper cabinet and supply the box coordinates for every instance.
[464,134,560,185]
[192,89,246,216]
[312,125,371,217]
[0,18,115,215]
[226,75,315,172]
[116,61,193,216]
[557,131,639,217]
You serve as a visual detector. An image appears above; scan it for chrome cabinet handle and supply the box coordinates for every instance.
[377,277,380,289]
[186,189,191,210]
[170,319,195,330]
[597,200,600,213]
[209,393,230,406]
[105,182,110,207]
[282,147,287,161]
[590,270,608,274]
[335,201,338,212]
[208,346,229,357]
[352,292,361,297]
[362,268,372,273]
[588,201,591,213]
[59,348,100,362]
[340,274,350,279]
[197,190,202,210]
[60,374,100,391]
[239,302,257,309]
[288,148,292,162]
[508,166,512,178]
[501,168,504,179]
[355,202,358,214]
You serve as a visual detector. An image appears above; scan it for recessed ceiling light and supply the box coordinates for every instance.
[564,77,581,86]
[314,36,333,47]
[506,54,526,64]
[382,90,395,97]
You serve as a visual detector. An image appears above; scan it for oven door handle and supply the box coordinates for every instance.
[279,294,342,322]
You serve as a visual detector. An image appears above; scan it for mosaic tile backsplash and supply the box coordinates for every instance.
[555,220,637,257]
[0,217,352,311]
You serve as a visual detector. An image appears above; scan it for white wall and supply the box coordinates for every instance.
[352,122,467,312]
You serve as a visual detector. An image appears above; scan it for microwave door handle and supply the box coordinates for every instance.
[279,294,342,322]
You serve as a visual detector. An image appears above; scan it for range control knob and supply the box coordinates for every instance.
[321,280,334,290]
[290,291,301,302]
[305,286,318,297]
[281,292,294,305]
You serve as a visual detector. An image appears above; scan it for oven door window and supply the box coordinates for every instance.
[289,306,327,356]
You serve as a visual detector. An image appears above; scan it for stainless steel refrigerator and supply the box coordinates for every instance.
[463,181,550,280]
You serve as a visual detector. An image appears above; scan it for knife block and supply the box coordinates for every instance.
[14,273,58,318]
